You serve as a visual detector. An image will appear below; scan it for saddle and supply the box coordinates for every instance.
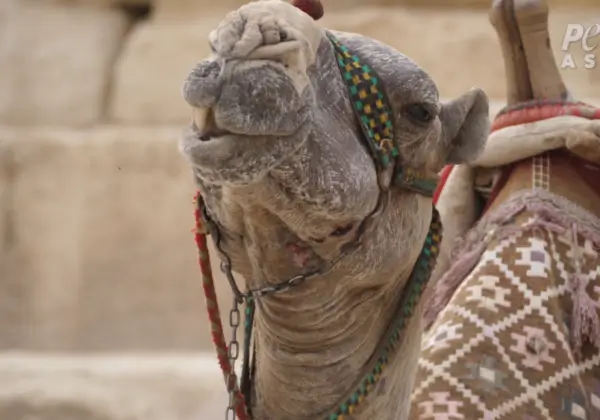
[485,149,600,219]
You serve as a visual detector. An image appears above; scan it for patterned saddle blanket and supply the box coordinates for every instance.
[410,112,600,419]
[410,205,600,419]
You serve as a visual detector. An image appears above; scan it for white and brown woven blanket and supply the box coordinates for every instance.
[410,116,600,419]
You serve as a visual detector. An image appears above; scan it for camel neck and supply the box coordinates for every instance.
[248,203,436,420]
[250,278,415,420]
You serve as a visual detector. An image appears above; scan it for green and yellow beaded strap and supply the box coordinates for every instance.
[327,32,438,197]
[395,167,439,197]
[326,32,398,169]
[316,33,443,419]
[325,207,442,420]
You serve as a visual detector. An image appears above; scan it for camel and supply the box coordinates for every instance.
[178,0,490,419]
[410,0,600,418]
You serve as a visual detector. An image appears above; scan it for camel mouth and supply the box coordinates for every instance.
[197,128,232,142]
[189,112,312,145]
[190,127,289,144]
[190,118,233,142]
[188,126,264,146]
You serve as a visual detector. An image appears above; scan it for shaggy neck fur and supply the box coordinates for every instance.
[246,191,430,420]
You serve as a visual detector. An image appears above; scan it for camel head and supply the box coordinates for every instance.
[180,0,490,189]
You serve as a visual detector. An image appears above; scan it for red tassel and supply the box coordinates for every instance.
[291,0,324,20]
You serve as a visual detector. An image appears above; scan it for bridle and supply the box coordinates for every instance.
[192,31,442,420]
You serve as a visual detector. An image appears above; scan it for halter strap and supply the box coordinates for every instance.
[327,32,438,197]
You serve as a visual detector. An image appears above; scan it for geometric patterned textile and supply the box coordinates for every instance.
[410,212,600,419]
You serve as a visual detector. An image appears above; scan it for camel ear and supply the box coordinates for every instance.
[440,88,490,164]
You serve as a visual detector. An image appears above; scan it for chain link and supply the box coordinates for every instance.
[225,295,241,420]
[202,201,362,420]
[207,211,353,302]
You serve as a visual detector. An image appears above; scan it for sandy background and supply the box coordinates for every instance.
[0,0,599,419]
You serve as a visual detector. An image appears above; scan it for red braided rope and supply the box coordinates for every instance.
[433,101,600,206]
[491,100,600,132]
[433,165,453,205]
[194,192,251,420]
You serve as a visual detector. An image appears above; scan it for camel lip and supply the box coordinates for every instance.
[193,127,232,142]
[187,117,311,146]
[190,116,232,142]
[190,128,274,143]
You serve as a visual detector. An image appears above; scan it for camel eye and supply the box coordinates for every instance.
[403,103,434,124]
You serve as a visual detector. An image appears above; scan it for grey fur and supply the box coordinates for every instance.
[179,1,490,419]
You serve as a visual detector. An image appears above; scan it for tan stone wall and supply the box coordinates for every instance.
[108,7,600,125]
[0,354,226,420]
[1,1,599,354]
[0,2,131,127]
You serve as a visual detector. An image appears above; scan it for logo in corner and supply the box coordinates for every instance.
[560,23,600,70]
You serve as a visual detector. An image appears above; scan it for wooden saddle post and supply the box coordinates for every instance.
[490,0,568,106]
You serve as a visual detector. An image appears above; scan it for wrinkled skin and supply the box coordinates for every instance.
[179,1,490,419]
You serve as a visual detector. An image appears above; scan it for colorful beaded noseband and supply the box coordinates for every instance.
[327,32,439,196]
[193,31,443,420]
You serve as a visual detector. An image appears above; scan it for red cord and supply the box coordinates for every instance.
[195,193,251,420]
[433,165,454,206]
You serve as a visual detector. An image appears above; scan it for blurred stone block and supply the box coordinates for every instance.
[107,7,599,125]
[153,0,246,21]
[0,3,130,126]
[321,7,599,100]
[0,126,234,351]
[150,0,600,22]
[0,354,225,420]
[23,0,150,7]
[152,0,380,22]
[107,19,218,125]
[391,0,600,7]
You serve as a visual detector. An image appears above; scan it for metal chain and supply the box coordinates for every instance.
[201,200,367,420]
[225,294,241,420]
[206,208,353,302]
